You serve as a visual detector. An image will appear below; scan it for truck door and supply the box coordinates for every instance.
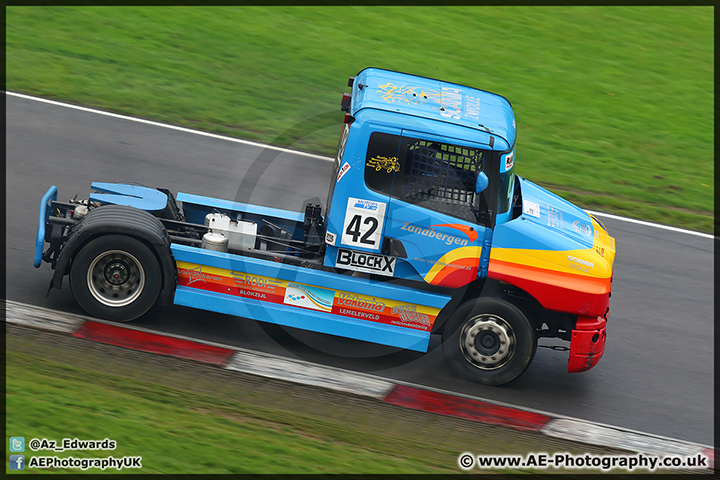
[383,130,491,288]
[324,125,402,275]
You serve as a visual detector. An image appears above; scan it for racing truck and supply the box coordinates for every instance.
[34,68,616,385]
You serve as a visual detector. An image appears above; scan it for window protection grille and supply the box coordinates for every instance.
[400,140,482,222]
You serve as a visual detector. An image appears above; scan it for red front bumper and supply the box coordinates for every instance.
[568,315,607,373]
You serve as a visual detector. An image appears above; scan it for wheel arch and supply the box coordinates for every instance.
[51,205,176,306]
[432,277,548,335]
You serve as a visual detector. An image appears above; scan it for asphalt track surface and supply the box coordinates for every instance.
[5,93,714,446]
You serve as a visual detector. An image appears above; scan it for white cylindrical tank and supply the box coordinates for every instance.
[202,232,229,252]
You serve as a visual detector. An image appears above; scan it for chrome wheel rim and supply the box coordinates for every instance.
[87,250,145,307]
[460,314,515,370]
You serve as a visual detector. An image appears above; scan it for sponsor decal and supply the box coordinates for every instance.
[334,294,437,331]
[336,248,396,277]
[176,262,442,332]
[547,205,562,228]
[391,304,431,326]
[325,231,337,245]
[568,254,594,273]
[337,293,386,312]
[377,83,441,105]
[180,266,223,285]
[336,162,351,182]
[338,308,380,321]
[186,266,206,284]
[177,262,282,301]
[232,272,283,293]
[523,200,540,218]
[353,199,379,211]
[366,155,400,173]
[464,95,482,121]
[283,283,334,312]
[438,87,462,120]
[573,220,592,237]
[567,255,594,268]
[401,222,468,246]
[375,83,487,123]
[431,223,478,242]
[505,152,514,171]
[341,197,386,249]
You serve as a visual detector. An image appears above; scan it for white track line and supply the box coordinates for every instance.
[5,91,332,162]
[7,90,714,239]
[585,210,713,239]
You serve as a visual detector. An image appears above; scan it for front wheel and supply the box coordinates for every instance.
[443,297,537,386]
[69,235,162,322]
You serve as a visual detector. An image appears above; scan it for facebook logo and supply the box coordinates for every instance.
[9,437,25,452]
[9,455,25,470]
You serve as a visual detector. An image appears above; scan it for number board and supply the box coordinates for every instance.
[341,197,386,250]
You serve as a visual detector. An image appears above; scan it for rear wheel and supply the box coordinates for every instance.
[443,297,536,385]
[69,235,162,322]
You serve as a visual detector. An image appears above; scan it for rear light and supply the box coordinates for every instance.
[348,76,355,87]
[340,93,351,112]
[343,114,354,124]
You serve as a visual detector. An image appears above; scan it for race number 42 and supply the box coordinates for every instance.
[341,197,386,250]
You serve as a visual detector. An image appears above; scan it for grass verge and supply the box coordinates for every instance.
[5,6,713,232]
[6,324,631,474]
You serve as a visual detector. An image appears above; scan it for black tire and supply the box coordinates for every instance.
[69,234,162,322]
[443,297,537,386]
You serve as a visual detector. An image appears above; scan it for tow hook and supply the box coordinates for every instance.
[538,345,570,351]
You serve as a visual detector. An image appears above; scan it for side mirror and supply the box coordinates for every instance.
[476,171,489,193]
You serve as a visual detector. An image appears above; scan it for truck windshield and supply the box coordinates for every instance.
[497,168,515,214]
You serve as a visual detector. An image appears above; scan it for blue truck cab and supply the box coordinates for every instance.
[324,68,516,288]
[34,68,615,385]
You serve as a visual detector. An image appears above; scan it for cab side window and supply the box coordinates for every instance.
[394,137,484,223]
[364,132,401,195]
[364,132,485,223]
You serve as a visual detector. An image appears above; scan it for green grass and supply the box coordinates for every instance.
[6,351,453,474]
[6,6,713,232]
[6,328,634,475]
